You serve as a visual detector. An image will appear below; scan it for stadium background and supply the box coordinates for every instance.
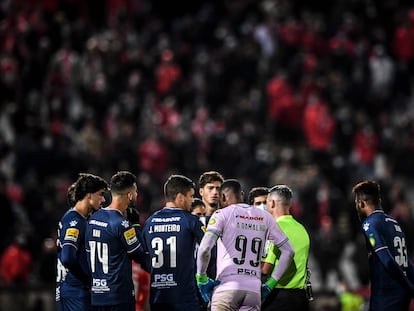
[1,0,414,310]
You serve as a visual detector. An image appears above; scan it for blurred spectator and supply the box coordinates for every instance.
[138,133,168,180]
[350,124,379,180]
[368,44,395,107]
[37,237,58,285]
[155,49,182,96]
[392,9,414,63]
[302,93,336,176]
[266,71,303,141]
[0,234,32,285]
[312,215,344,291]
[132,262,150,311]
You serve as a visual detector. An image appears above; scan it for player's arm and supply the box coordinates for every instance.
[61,243,90,284]
[196,229,221,303]
[262,262,274,276]
[269,238,294,282]
[404,261,414,295]
[261,219,294,297]
[261,242,276,276]
[196,230,219,275]
[266,219,294,282]
[260,238,294,300]
[139,224,151,273]
[121,224,148,267]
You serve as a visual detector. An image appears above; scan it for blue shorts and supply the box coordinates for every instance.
[56,296,92,311]
[91,302,135,311]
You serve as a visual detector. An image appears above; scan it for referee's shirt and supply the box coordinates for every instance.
[262,215,310,311]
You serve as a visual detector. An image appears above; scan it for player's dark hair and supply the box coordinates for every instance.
[220,179,241,192]
[247,187,269,205]
[220,178,243,201]
[190,198,206,213]
[164,174,195,202]
[73,173,109,203]
[110,171,137,194]
[352,180,381,205]
[198,171,224,188]
[67,182,77,207]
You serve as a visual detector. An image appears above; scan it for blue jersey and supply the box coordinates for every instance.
[85,208,147,306]
[56,208,90,301]
[142,208,205,305]
[362,210,414,310]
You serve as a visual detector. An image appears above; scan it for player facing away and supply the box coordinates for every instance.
[196,179,294,311]
[85,171,148,311]
[142,174,205,311]
[352,180,414,311]
[56,173,109,311]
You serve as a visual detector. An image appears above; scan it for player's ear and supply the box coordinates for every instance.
[176,192,184,203]
[220,192,226,203]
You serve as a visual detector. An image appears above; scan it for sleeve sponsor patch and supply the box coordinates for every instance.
[208,218,216,225]
[124,228,138,245]
[64,228,79,242]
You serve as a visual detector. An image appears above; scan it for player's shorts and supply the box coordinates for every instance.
[56,296,92,311]
[211,289,260,311]
[91,302,135,311]
[150,301,201,311]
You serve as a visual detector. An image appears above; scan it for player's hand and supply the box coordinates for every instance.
[196,273,220,302]
[261,277,277,302]
[126,207,141,229]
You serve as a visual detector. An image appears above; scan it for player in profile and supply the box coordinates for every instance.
[85,171,147,310]
[196,179,294,310]
[56,173,109,311]
[352,180,414,311]
[142,174,205,311]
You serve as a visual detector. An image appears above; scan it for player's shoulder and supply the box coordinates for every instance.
[365,210,387,226]
[146,208,177,221]
[61,209,85,227]
[90,208,124,226]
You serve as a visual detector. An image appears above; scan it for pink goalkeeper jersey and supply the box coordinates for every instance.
[206,203,288,293]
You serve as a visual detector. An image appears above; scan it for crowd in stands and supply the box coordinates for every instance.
[1,0,414,308]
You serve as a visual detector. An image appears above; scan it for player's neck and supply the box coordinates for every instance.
[74,201,90,218]
[107,197,128,214]
[165,202,186,210]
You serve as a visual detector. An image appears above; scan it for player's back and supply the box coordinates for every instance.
[142,207,204,304]
[364,211,410,290]
[86,208,137,305]
[207,203,280,292]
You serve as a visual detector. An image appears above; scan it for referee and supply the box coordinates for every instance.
[261,185,312,311]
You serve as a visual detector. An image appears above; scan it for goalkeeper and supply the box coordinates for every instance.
[196,179,294,310]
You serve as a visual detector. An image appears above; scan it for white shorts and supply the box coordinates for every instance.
[211,289,260,311]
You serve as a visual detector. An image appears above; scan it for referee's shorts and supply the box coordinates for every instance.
[261,288,309,311]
